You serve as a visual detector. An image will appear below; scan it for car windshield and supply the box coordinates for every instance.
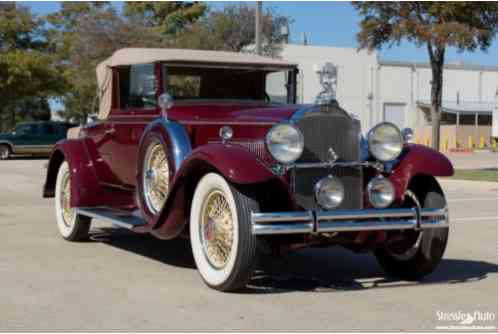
[162,65,292,104]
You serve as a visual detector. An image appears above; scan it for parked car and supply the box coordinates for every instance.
[0,121,76,160]
[42,48,453,292]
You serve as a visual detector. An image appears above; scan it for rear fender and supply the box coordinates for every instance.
[43,138,132,208]
[389,144,454,202]
[150,143,290,239]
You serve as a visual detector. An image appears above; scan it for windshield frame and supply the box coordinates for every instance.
[160,62,297,105]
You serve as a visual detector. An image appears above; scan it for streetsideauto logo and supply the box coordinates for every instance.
[436,310,496,330]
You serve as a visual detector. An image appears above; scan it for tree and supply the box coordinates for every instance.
[123,2,207,36]
[0,3,65,131]
[353,2,498,150]
[175,4,290,57]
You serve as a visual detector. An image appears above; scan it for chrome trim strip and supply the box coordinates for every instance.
[316,208,417,221]
[286,160,384,171]
[252,211,313,223]
[76,207,145,229]
[250,207,449,235]
[253,222,314,235]
[318,219,417,232]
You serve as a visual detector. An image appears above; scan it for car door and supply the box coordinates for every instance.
[12,123,40,154]
[38,123,59,153]
[108,63,159,187]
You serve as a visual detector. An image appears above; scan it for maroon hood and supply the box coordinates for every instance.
[168,102,303,124]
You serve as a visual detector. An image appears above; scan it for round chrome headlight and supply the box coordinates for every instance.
[367,123,403,162]
[265,123,304,164]
[367,176,395,208]
[315,176,344,210]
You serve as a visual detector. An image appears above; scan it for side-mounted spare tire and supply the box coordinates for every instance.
[136,133,173,224]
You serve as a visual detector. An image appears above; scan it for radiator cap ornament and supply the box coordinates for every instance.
[328,147,339,162]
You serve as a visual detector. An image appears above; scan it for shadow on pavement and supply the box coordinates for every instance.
[7,156,48,160]
[90,227,498,294]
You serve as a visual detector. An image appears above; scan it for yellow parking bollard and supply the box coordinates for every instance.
[443,136,449,152]
[479,136,485,149]
[468,136,473,149]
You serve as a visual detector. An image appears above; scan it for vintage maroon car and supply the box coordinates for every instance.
[43,48,453,291]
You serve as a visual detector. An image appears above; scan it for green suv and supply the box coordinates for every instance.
[0,121,76,160]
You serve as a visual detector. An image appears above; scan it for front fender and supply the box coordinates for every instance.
[183,143,276,184]
[150,143,284,239]
[389,144,454,200]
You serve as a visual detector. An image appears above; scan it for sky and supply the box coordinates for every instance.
[25,1,498,66]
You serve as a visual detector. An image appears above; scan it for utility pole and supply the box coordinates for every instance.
[255,1,262,55]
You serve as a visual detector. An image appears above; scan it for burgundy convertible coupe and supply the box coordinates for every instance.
[43,48,453,291]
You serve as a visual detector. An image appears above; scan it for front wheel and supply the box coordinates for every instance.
[54,161,91,241]
[190,173,260,292]
[375,184,449,280]
[0,145,11,160]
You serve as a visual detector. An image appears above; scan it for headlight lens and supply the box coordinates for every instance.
[315,176,344,210]
[265,123,304,164]
[367,176,395,208]
[367,123,403,162]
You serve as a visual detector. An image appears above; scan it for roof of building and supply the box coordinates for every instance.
[380,59,498,72]
[417,100,496,115]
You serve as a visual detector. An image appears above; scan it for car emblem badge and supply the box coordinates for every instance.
[328,147,338,162]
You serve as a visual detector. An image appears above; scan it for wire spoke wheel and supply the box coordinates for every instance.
[60,169,75,227]
[143,142,169,214]
[200,190,234,269]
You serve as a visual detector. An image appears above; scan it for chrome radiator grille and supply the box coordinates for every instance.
[293,105,363,210]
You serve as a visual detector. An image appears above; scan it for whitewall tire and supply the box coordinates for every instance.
[190,173,260,292]
[55,161,91,241]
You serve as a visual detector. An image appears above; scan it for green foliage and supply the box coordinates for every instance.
[1,2,290,126]
[0,2,65,131]
[353,2,498,150]
[123,2,207,35]
[175,5,290,57]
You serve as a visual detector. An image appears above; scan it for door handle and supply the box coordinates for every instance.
[105,127,116,136]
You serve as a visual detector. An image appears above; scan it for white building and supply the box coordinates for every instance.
[280,44,498,149]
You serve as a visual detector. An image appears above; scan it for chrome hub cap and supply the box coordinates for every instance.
[143,143,169,214]
[60,171,75,226]
[200,190,234,269]
[0,147,8,159]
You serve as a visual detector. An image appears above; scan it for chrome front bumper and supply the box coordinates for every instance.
[251,207,449,235]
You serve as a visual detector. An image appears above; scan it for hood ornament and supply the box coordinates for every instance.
[328,147,339,163]
[315,62,338,105]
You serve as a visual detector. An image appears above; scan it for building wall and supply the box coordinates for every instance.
[280,44,498,134]
[280,44,377,131]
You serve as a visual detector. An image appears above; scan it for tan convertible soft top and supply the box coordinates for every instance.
[96,48,297,119]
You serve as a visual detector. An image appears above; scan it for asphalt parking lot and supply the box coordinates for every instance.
[1,157,497,331]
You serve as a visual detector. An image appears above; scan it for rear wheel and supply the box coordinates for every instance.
[190,173,260,292]
[55,161,91,241]
[0,145,11,160]
[375,183,449,280]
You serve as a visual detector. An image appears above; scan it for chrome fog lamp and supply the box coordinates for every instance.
[265,123,304,164]
[367,176,395,208]
[367,123,403,162]
[315,176,344,210]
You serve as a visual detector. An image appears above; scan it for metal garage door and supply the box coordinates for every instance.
[384,103,406,128]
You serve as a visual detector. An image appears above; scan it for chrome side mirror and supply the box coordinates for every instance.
[401,128,414,143]
[158,93,173,118]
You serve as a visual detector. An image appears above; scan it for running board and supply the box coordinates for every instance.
[75,207,145,230]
